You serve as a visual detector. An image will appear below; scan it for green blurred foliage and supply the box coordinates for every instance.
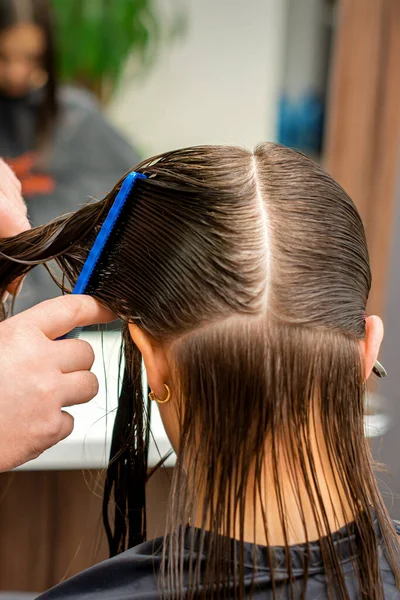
[51,0,185,94]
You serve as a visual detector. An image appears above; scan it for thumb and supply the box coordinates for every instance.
[12,295,117,340]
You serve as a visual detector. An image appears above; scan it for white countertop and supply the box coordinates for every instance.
[18,331,176,471]
[18,332,392,471]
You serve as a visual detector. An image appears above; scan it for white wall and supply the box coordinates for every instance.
[107,0,289,157]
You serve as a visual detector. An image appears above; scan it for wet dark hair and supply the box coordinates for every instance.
[0,0,58,143]
[0,143,399,599]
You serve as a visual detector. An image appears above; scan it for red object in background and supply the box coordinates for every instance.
[5,152,55,197]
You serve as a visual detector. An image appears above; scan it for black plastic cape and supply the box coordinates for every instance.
[37,520,400,599]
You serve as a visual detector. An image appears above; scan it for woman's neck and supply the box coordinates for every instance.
[193,418,355,546]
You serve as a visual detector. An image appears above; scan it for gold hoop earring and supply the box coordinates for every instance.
[149,384,171,404]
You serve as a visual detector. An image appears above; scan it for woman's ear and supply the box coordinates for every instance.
[360,316,384,380]
[129,324,180,453]
[128,324,170,399]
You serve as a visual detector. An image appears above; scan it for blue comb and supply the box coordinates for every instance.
[59,171,146,340]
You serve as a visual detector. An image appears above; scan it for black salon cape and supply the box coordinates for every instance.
[0,86,139,312]
[37,521,400,599]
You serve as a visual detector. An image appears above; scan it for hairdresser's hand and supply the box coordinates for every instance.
[0,158,30,295]
[0,158,29,237]
[0,295,116,471]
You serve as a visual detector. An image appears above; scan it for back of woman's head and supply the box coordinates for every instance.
[0,143,398,599]
[11,142,367,332]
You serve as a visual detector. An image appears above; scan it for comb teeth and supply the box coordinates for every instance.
[57,171,146,341]
[60,327,83,340]
[73,171,147,296]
